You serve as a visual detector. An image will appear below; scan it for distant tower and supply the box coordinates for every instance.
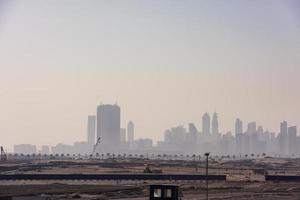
[120,128,126,143]
[279,121,288,155]
[280,121,288,135]
[235,118,243,135]
[97,104,121,152]
[288,126,297,156]
[188,123,198,145]
[87,116,96,146]
[247,122,256,134]
[202,113,211,134]
[127,121,134,143]
[212,112,219,135]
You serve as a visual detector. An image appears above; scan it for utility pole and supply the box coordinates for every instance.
[204,152,210,200]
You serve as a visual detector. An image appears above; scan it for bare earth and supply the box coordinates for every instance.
[1,157,300,199]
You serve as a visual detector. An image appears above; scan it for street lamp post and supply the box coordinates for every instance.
[204,152,210,200]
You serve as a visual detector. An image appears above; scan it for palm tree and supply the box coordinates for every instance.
[192,154,196,161]
[157,154,161,160]
[174,154,178,160]
[180,154,184,160]
[106,153,110,159]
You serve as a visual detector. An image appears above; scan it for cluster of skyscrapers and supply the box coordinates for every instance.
[13,106,299,157]
[159,113,298,157]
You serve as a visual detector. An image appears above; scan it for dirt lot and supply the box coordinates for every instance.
[1,157,300,199]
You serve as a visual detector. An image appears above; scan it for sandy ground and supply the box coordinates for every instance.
[1,157,300,199]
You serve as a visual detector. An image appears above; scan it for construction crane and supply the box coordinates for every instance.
[92,137,101,155]
[0,146,7,162]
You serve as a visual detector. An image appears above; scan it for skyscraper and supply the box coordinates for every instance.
[212,112,219,135]
[247,122,257,134]
[188,123,198,145]
[288,126,297,156]
[280,121,288,135]
[120,128,126,143]
[279,121,288,155]
[87,115,96,146]
[235,118,243,135]
[202,113,210,134]
[97,104,121,152]
[127,121,134,143]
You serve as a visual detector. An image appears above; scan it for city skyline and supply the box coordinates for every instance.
[0,0,300,150]
[12,103,299,157]
[11,103,299,156]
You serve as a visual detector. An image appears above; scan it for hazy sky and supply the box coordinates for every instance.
[0,0,299,151]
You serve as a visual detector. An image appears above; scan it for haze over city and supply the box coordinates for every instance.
[0,0,300,151]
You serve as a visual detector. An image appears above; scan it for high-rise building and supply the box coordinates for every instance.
[120,128,126,143]
[187,123,198,149]
[97,104,121,152]
[280,121,288,135]
[188,123,198,140]
[247,122,256,134]
[127,121,134,143]
[202,113,210,134]
[279,121,288,155]
[212,112,219,135]
[41,145,50,155]
[235,118,243,135]
[87,116,96,146]
[288,126,297,156]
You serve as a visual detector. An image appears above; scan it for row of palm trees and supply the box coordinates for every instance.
[6,152,268,161]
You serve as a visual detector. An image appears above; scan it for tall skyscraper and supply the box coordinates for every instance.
[280,121,288,135]
[87,115,96,146]
[97,104,121,152]
[279,121,288,155]
[202,113,210,134]
[288,126,297,156]
[120,128,126,143]
[188,123,198,145]
[127,121,134,143]
[212,112,219,135]
[235,118,243,135]
[247,122,256,134]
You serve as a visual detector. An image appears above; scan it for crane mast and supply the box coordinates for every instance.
[92,137,101,155]
[0,146,7,162]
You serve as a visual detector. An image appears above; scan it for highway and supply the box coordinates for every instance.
[0,174,299,181]
[0,174,226,181]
